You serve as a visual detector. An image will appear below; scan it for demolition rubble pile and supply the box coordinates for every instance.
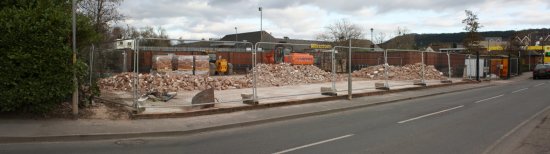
[98,73,251,93]
[244,63,341,87]
[98,64,339,92]
[352,63,445,80]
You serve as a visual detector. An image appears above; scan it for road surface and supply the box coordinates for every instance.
[1,79,549,154]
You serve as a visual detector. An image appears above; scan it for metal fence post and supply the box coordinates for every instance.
[332,48,336,91]
[421,50,425,83]
[384,49,389,87]
[528,50,531,71]
[253,45,258,102]
[133,39,140,109]
[447,51,451,80]
[347,39,352,100]
[90,44,94,87]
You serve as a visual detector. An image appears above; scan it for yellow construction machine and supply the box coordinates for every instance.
[205,50,233,75]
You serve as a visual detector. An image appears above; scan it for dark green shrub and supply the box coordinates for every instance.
[0,1,75,113]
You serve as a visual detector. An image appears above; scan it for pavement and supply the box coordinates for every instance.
[485,93,550,154]
[99,78,467,115]
[133,79,476,119]
[510,112,550,154]
[1,74,546,148]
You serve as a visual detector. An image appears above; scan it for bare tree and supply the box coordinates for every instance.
[375,32,387,44]
[462,10,483,54]
[382,26,416,49]
[395,26,410,36]
[316,19,363,46]
[78,0,125,41]
[316,19,364,72]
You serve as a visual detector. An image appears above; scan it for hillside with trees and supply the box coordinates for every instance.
[380,28,550,50]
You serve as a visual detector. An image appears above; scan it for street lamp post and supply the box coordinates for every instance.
[259,7,263,31]
[370,28,374,48]
[259,7,263,42]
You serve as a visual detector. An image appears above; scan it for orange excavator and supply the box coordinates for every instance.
[264,45,314,65]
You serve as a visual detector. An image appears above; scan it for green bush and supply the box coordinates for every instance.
[0,2,75,113]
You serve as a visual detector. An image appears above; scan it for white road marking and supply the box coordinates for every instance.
[475,94,504,103]
[511,88,528,94]
[534,83,545,87]
[272,134,354,154]
[397,105,464,124]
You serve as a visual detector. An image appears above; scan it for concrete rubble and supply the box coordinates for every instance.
[247,63,342,87]
[98,63,445,93]
[98,73,250,93]
[98,63,340,93]
[352,63,445,80]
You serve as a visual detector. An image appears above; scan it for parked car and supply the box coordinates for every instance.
[533,64,550,79]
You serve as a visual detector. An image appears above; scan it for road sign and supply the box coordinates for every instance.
[488,46,504,51]
[310,44,332,49]
[527,46,543,50]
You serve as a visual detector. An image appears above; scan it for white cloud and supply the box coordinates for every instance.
[117,0,550,40]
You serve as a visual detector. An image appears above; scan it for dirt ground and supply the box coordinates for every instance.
[53,100,132,120]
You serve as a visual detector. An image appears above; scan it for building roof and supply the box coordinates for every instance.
[219,30,383,51]
[220,31,277,44]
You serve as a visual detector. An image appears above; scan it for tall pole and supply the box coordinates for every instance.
[424,51,426,85]
[236,27,239,60]
[528,49,531,71]
[259,7,262,42]
[259,7,262,32]
[516,49,523,75]
[476,49,480,81]
[89,44,94,87]
[347,37,352,100]
[508,49,511,79]
[71,0,79,117]
[370,28,374,48]
[485,39,493,79]
[331,48,336,91]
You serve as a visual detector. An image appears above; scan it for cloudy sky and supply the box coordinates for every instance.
[118,0,550,41]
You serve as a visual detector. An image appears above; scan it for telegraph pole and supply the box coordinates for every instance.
[72,0,79,117]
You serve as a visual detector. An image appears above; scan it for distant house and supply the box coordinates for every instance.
[425,46,435,52]
[220,31,277,45]
[219,31,383,51]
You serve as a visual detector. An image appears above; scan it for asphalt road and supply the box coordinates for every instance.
[2,79,549,154]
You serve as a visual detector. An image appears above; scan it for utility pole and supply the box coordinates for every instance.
[72,0,79,117]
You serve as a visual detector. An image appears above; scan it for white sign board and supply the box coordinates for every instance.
[465,58,485,78]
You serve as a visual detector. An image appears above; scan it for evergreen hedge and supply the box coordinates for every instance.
[0,2,75,113]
